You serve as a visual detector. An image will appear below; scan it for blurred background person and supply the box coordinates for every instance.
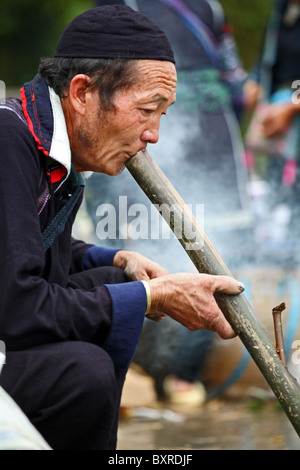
[89,0,253,404]
[244,0,300,261]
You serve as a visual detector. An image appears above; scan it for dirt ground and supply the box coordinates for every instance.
[117,365,300,451]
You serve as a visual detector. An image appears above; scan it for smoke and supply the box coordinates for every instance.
[81,79,300,274]
[76,77,300,392]
[82,100,256,274]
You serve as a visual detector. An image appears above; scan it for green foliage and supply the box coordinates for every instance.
[218,0,276,70]
[0,0,93,87]
[1,0,277,87]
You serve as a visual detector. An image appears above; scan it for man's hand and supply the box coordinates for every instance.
[113,250,169,280]
[113,251,244,338]
[113,250,168,322]
[148,273,245,339]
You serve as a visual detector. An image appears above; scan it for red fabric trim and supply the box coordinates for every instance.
[50,166,67,184]
[20,87,49,157]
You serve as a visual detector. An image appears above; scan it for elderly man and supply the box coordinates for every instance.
[0,6,244,450]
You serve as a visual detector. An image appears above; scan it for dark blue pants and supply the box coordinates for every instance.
[0,341,126,450]
[0,267,131,450]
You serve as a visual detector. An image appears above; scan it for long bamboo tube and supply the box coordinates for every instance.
[126,149,300,437]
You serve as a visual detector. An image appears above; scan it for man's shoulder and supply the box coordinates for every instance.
[0,97,41,175]
[0,97,27,128]
[0,97,36,149]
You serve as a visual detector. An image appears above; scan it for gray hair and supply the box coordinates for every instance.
[38,57,138,111]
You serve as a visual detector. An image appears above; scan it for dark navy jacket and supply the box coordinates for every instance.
[0,75,146,369]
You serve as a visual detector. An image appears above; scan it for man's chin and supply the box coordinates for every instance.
[115,165,126,176]
[103,164,126,177]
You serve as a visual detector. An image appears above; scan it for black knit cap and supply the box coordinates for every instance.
[54,5,175,64]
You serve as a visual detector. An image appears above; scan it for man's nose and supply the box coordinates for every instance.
[141,126,160,144]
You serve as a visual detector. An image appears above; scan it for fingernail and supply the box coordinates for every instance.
[238,282,245,292]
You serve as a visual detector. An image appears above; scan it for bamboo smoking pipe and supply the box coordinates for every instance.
[126,149,300,437]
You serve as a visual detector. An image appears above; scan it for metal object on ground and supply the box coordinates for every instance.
[126,149,300,437]
[272,303,287,367]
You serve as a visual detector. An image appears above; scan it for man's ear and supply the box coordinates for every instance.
[68,74,92,116]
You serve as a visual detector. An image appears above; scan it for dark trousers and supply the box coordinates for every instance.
[0,341,126,450]
[0,267,131,450]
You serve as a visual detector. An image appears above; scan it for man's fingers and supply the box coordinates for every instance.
[211,275,245,296]
[147,273,243,339]
[209,308,236,339]
[204,293,237,340]
[121,252,169,282]
[198,274,242,339]
[207,275,242,339]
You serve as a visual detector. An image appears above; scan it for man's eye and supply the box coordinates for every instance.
[140,108,154,115]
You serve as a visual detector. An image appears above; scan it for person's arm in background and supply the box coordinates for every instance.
[262,100,300,137]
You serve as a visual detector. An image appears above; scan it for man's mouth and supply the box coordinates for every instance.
[128,146,147,158]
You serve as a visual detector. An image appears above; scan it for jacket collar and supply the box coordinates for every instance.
[20,74,71,184]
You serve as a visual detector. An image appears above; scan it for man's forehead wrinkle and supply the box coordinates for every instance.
[135,60,177,80]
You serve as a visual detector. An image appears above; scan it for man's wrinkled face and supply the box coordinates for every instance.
[71,60,177,175]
